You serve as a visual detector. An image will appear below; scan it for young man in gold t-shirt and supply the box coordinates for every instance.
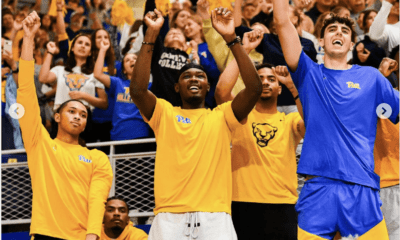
[18,12,113,240]
[215,52,305,238]
[130,7,263,240]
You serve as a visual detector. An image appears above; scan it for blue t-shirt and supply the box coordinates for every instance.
[291,51,399,190]
[107,76,152,141]
[92,61,122,123]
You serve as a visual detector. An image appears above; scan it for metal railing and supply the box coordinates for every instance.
[1,138,157,225]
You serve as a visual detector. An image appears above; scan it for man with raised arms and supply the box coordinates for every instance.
[130,7,262,240]
[272,0,399,239]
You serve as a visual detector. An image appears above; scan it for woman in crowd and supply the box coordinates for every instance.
[38,34,108,143]
[94,40,153,153]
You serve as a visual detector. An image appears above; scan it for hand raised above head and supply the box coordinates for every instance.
[46,42,59,55]
[243,29,263,53]
[144,9,165,32]
[211,7,235,42]
[22,11,41,39]
[379,57,399,77]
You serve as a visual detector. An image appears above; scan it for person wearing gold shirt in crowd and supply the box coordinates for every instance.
[101,197,148,240]
[215,52,305,239]
[17,12,113,240]
[130,6,262,240]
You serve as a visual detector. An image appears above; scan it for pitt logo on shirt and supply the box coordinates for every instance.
[346,81,361,89]
[79,155,92,164]
[176,115,192,124]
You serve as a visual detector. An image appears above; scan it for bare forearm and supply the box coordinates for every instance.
[286,83,304,119]
[234,0,243,27]
[38,54,53,83]
[21,36,35,61]
[81,93,108,109]
[94,50,111,88]
[44,86,57,98]
[215,58,239,104]
[230,40,261,98]
[56,9,66,35]
[130,30,158,98]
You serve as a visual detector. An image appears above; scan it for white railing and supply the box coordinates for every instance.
[1,138,157,225]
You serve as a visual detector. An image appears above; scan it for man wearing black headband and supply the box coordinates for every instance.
[130,7,262,240]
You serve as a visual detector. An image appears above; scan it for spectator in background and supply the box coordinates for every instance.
[353,9,386,69]
[347,0,367,35]
[369,0,399,56]
[332,5,350,18]
[18,12,113,239]
[305,0,337,23]
[64,0,85,25]
[183,14,220,108]
[101,197,148,240]
[241,1,258,27]
[313,12,332,63]
[170,9,191,32]
[40,14,56,42]
[122,35,138,56]
[375,57,399,239]
[94,39,153,153]
[87,0,109,30]
[66,11,87,40]
[142,0,190,107]
[2,8,14,37]
[39,36,108,143]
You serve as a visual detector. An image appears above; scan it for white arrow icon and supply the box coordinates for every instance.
[8,103,25,119]
[376,103,392,119]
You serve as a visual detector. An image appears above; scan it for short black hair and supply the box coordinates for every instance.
[320,14,356,43]
[178,63,208,82]
[106,196,130,212]
[389,45,399,60]
[255,63,275,71]
[55,99,86,114]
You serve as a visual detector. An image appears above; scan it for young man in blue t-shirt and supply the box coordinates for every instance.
[272,0,399,239]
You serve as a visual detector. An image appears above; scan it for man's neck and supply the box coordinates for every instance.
[324,53,350,70]
[315,2,331,13]
[105,227,124,239]
[181,99,205,109]
[255,98,278,114]
[56,131,80,145]
[387,14,399,25]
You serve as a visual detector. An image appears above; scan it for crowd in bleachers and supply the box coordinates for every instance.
[1,0,399,151]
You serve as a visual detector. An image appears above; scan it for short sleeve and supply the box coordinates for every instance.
[376,71,399,124]
[94,77,105,89]
[142,98,171,135]
[215,101,242,132]
[50,66,62,77]
[288,51,317,89]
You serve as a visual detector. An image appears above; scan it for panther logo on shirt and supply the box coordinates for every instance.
[252,123,278,147]
[64,73,89,91]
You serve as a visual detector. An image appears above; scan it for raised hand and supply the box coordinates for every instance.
[100,40,110,52]
[356,43,370,63]
[243,29,263,53]
[300,0,313,6]
[379,57,399,77]
[22,11,41,39]
[211,7,235,42]
[197,0,210,20]
[144,9,164,32]
[56,0,64,11]
[69,91,84,100]
[2,50,14,66]
[272,66,293,87]
[46,42,59,55]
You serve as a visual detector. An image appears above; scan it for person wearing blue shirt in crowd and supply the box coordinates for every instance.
[273,0,399,239]
[94,38,153,154]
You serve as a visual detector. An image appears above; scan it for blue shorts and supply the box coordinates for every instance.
[296,177,389,240]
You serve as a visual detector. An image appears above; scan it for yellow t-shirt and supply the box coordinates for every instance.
[101,222,148,240]
[232,110,302,204]
[2,80,6,102]
[18,60,113,239]
[374,119,399,188]
[144,98,241,215]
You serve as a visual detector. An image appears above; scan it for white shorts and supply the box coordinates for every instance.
[148,212,238,240]
[380,184,400,240]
